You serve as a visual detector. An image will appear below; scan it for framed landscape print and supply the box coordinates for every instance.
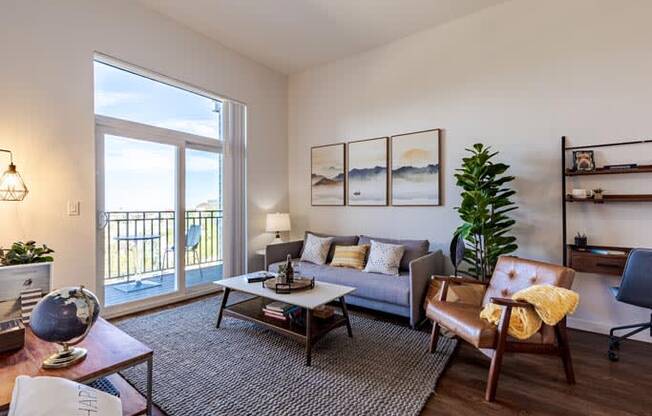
[390,129,441,206]
[311,143,345,206]
[347,137,388,206]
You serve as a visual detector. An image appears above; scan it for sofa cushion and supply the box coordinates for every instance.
[302,231,360,263]
[268,261,410,306]
[300,234,333,265]
[358,235,429,271]
[363,240,405,276]
[330,244,369,270]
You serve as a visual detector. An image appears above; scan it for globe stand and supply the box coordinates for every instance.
[42,343,88,369]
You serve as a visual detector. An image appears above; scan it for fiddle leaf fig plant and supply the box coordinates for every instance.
[454,143,518,282]
[0,241,54,266]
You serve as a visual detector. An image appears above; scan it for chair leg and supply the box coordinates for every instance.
[429,322,440,353]
[555,318,575,384]
[194,250,204,279]
[485,305,513,402]
[486,348,505,401]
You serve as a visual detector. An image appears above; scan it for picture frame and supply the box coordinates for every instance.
[347,137,389,206]
[572,150,595,171]
[390,129,441,206]
[311,143,346,206]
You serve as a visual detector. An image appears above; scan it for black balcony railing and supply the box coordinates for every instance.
[103,210,223,282]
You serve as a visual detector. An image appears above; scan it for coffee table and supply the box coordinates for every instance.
[215,274,355,366]
[0,318,155,416]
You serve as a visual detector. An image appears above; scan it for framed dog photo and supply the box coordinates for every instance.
[572,150,595,171]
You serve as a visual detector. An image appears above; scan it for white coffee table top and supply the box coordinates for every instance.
[215,274,356,309]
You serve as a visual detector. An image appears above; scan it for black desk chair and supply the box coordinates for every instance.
[608,248,652,361]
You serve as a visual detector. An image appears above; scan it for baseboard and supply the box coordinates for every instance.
[568,317,652,344]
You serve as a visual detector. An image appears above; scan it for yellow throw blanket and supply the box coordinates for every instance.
[480,284,579,340]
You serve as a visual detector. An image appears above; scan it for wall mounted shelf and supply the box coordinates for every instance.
[567,245,630,276]
[561,136,652,271]
[565,164,652,176]
[565,194,652,203]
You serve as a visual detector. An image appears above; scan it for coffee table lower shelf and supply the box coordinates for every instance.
[216,293,353,366]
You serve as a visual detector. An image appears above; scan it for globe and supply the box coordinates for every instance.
[30,286,100,368]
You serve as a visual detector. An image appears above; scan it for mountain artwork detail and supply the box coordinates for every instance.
[347,137,388,205]
[311,143,345,205]
[391,130,440,206]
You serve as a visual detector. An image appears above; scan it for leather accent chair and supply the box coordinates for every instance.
[426,256,576,401]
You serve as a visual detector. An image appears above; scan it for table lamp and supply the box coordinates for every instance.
[0,149,28,201]
[266,213,291,244]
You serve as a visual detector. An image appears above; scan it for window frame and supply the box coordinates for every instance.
[94,55,226,317]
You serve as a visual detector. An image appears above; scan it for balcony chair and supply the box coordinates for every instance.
[161,224,203,281]
[608,248,652,361]
[427,256,576,402]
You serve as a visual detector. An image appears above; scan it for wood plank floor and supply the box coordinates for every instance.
[112,295,652,416]
[423,328,652,416]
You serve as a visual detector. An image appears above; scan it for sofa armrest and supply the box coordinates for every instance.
[408,250,444,327]
[265,240,304,270]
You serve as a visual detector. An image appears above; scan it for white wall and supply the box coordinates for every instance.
[288,0,652,339]
[0,0,288,290]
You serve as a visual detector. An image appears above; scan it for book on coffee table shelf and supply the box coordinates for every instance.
[262,302,300,321]
[262,302,335,322]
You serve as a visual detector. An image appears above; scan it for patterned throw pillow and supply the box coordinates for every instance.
[364,240,405,276]
[300,233,334,265]
[330,245,370,270]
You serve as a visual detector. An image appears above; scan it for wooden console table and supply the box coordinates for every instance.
[0,318,156,416]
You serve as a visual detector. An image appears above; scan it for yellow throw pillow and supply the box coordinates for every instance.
[330,245,370,270]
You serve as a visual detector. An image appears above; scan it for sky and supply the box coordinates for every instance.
[95,61,222,211]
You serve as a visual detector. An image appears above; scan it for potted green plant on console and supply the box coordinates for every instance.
[0,241,54,321]
[455,143,518,282]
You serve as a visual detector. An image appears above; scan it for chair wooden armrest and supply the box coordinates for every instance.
[490,297,534,308]
[431,275,490,286]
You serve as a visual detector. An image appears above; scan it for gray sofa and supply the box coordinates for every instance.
[265,232,443,328]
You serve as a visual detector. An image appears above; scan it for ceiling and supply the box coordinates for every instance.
[138,0,506,74]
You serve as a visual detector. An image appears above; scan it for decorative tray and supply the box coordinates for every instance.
[263,276,315,294]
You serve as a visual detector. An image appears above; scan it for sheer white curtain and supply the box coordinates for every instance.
[222,100,247,277]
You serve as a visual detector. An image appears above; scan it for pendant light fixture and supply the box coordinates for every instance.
[0,149,28,201]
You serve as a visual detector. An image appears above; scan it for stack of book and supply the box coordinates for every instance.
[262,302,300,321]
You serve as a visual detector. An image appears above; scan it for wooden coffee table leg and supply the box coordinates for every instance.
[146,355,153,415]
[215,288,231,328]
[340,296,353,337]
[305,308,313,366]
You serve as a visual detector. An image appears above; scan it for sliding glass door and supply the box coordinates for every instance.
[99,133,178,307]
[96,118,224,311]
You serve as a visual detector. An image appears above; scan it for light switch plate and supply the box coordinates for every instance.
[67,201,80,216]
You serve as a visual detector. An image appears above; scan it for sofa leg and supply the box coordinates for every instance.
[429,322,440,353]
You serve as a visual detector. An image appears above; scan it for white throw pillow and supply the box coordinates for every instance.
[364,240,405,276]
[300,233,333,265]
[9,376,122,416]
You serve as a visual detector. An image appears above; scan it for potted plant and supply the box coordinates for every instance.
[0,241,54,318]
[0,241,54,266]
[454,144,518,282]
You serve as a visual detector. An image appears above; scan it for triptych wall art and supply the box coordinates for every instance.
[311,129,441,207]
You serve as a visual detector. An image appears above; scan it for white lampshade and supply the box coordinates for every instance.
[266,213,291,233]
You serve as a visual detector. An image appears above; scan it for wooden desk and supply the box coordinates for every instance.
[0,318,154,416]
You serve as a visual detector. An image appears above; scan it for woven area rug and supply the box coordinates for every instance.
[116,295,457,416]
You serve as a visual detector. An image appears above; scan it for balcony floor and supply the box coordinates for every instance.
[105,264,223,307]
